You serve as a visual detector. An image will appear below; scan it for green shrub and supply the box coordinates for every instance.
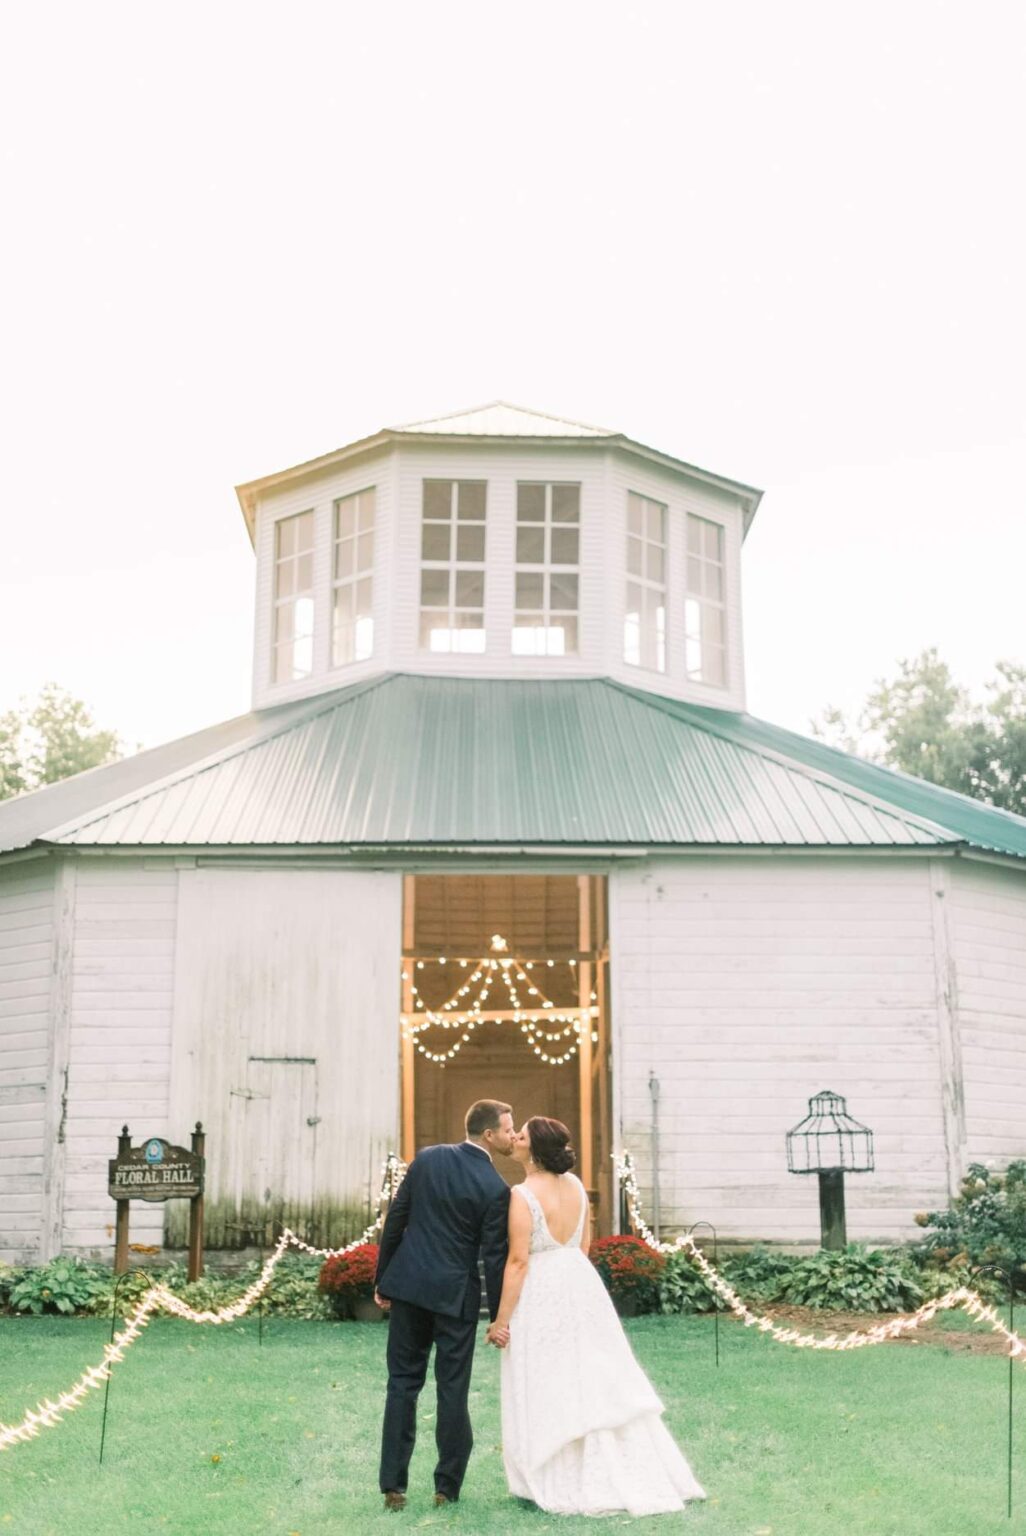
[7,1256,111,1316]
[658,1249,723,1314]
[724,1246,797,1302]
[774,1245,924,1311]
[590,1236,665,1314]
[913,1161,1026,1293]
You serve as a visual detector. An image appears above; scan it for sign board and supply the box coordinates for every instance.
[108,1137,204,1203]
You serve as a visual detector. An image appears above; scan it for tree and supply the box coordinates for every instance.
[0,685,123,802]
[814,650,1026,816]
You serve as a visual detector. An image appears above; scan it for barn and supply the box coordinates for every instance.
[2,403,1024,1263]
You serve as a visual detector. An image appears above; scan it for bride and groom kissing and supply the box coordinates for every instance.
[374,1098,705,1518]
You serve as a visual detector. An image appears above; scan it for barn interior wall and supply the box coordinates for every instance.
[949,859,1026,1167]
[0,857,55,1262]
[610,855,953,1244]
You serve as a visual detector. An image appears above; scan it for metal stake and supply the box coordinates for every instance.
[99,1270,146,1464]
[687,1222,720,1367]
[973,1263,1016,1520]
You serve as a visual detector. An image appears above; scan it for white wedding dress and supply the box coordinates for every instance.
[500,1174,706,1517]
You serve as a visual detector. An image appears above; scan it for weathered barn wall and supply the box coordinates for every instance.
[0,858,55,1262]
[61,859,179,1253]
[168,866,402,1246]
[610,855,953,1244]
[949,859,1026,1167]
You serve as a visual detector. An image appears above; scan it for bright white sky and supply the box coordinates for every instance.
[1,2,1023,750]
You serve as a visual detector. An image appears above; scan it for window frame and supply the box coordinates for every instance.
[418,479,488,654]
[684,513,728,687]
[331,486,376,668]
[623,491,667,674]
[511,481,581,657]
[271,509,316,685]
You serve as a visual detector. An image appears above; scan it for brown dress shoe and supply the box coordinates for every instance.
[383,1490,407,1511]
[434,1493,455,1506]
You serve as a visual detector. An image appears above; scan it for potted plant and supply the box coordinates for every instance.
[590,1235,665,1317]
[318,1243,384,1321]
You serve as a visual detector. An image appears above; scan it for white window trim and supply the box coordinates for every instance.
[624,492,667,674]
[272,509,316,685]
[419,479,488,654]
[512,481,581,657]
[684,513,728,687]
[331,487,376,668]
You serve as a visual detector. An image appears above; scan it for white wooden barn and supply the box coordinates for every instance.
[2,403,1024,1262]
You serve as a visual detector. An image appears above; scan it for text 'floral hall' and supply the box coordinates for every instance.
[2,403,1024,1263]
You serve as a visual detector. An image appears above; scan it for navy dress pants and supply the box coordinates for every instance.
[379,1298,478,1500]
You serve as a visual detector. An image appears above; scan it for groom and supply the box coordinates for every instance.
[375,1099,514,1512]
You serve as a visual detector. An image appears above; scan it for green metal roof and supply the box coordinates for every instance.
[4,673,1024,858]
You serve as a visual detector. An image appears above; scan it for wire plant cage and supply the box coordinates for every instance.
[786,1090,874,1175]
[786,1090,874,1249]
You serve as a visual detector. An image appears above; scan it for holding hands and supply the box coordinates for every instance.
[486,1321,510,1348]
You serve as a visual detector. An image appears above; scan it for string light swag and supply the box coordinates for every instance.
[400,933,599,1068]
[615,1152,1026,1363]
[0,1153,408,1454]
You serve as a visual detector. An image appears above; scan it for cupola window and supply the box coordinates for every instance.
[512,482,580,656]
[685,514,727,686]
[272,510,315,684]
[419,480,487,653]
[332,488,375,666]
[624,492,666,673]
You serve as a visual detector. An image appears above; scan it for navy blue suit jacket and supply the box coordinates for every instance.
[375,1143,511,1322]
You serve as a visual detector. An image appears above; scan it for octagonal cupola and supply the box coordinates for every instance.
[236,403,762,711]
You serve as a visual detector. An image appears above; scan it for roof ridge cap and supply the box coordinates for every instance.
[600,679,960,844]
[42,674,398,844]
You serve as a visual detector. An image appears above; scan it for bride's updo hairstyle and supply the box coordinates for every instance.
[526,1116,576,1174]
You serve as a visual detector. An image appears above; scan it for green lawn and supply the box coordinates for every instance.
[0,1312,1020,1536]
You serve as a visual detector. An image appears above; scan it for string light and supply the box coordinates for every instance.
[614,1152,1026,1361]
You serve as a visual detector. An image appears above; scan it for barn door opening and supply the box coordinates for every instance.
[399,873,612,1233]
[227,1056,319,1243]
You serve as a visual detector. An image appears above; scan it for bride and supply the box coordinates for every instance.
[486,1116,706,1517]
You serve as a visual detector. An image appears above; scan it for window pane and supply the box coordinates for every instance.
[453,623,486,653]
[294,596,314,638]
[355,615,374,661]
[355,577,372,617]
[277,517,296,558]
[357,490,375,531]
[550,572,578,611]
[276,560,295,598]
[455,569,484,608]
[646,501,664,542]
[421,615,452,652]
[335,540,354,580]
[686,555,702,592]
[274,645,293,684]
[550,527,578,565]
[458,481,486,520]
[336,498,357,540]
[627,493,644,535]
[516,571,544,610]
[274,605,294,645]
[551,484,579,523]
[685,597,701,638]
[686,515,703,555]
[707,561,724,601]
[356,531,374,572]
[516,526,545,563]
[512,624,542,656]
[703,520,723,560]
[556,615,578,653]
[334,585,354,624]
[456,523,485,562]
[423,480,452,519]
[645,543,664,583]
[703,604,725,647]
[517,483,545,522]
[296,551,314,590]
[627,536,643,576]
[421,569,449,606]
[422,523,451,561]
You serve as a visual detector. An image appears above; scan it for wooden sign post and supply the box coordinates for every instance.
[109,1122,206,1280]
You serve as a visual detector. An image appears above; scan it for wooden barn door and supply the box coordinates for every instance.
[170,867,401,1248]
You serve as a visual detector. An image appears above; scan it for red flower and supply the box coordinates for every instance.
[318,1243,379,1299]
[590,1235,665,1307]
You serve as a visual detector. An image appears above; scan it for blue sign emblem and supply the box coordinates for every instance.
[145,1139,164,1165]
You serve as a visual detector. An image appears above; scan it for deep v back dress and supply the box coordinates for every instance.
[499,1174,706,1516]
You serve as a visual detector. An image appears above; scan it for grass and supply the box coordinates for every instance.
[0,1311,1021,1536]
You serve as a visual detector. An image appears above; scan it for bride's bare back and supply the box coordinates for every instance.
[522,1170,590,1247]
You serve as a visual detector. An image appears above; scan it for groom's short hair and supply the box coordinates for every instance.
[465,1099,512,1137]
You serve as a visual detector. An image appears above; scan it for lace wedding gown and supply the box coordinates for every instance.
[500,1175,706,1517]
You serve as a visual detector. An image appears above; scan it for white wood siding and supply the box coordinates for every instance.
[0,860,55,1261]
[250,442,748,712]
[949,859,1026,1165]
[609,856,950,1243]
[169,868,402,1243]
[61,861,178,1253]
